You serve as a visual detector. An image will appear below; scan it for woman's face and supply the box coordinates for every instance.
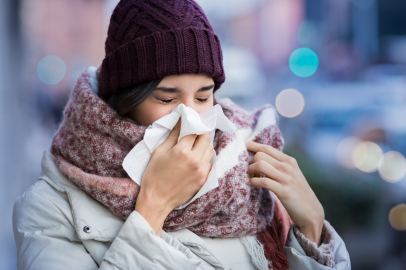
[129,73,215,126]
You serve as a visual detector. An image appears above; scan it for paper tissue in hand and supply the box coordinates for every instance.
[122,103,237,209]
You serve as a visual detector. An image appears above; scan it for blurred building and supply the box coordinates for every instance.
[21,0,107,123]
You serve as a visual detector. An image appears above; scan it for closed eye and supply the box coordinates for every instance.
[159,99,174,103]
[157,98,209,103]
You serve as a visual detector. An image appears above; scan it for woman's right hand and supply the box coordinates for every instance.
[134,119,214,235]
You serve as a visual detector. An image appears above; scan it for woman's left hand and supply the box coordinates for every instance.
[246,141,325,246]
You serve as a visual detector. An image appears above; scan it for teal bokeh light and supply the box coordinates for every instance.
[37,55,66,84]
[289,48,319,77]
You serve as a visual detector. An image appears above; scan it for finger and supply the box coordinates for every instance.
[204,160,212,177]
[175,134,198,150]
[157,119,181,152]
[192,133,211,153]
[248,161,284,183]
[249,172,262,178]
[203,160,213,183]
[201,145,215,165]
[246,141,288,162]
[250,176,283,195]
[195,160,212,190]
[251,151,280,169]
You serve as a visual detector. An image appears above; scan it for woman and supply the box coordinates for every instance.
[13,0,351,269]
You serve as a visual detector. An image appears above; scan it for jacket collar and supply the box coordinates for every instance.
[39,150,124,242]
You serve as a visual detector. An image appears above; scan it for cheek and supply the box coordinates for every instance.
[196,105,212,113]
[135,103,174,125]
[148,106,173,122]
[195,98,214,114]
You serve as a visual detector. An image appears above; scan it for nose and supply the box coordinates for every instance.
[182,97,196,111]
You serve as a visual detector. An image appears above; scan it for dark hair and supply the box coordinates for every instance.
[103,79,163,117]
[102,79,231,118]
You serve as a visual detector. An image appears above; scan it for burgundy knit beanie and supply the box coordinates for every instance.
[99,0,225,101]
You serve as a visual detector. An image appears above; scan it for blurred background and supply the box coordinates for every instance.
[1,0,406,269]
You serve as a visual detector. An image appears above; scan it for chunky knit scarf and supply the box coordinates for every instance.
[51,69,291,270]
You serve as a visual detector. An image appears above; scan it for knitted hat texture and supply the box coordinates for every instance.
[99,0,225,101]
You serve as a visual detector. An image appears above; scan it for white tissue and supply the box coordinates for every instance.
[123,103,237,209]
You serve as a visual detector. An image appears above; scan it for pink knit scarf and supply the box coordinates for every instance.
[51,70,290,269]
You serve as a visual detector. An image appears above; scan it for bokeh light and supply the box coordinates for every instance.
[352,141,383,173]
[37,55,66,85]
[378,151,406,183]
[289,48,319,77]
[389,204,406,231]
[275,89,305,118]
[336,136,363,169]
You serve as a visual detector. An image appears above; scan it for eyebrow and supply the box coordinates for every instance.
[154,84,214,93]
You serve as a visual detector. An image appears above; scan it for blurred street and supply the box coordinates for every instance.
[1,0,406,269]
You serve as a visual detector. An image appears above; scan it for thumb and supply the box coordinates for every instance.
[156,118,181,153]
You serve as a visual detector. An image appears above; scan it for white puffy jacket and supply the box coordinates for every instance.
[13,150,351,270]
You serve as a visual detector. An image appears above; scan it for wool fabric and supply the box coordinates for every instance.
[99,0,225,101]
[51,69,291,269]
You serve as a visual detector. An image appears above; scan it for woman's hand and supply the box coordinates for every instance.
[246,141,325,245]
[135,120,214,236]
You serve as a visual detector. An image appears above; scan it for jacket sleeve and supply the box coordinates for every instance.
[284,220,351,270]
[271,184,351,269]
[13,189,208,270]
